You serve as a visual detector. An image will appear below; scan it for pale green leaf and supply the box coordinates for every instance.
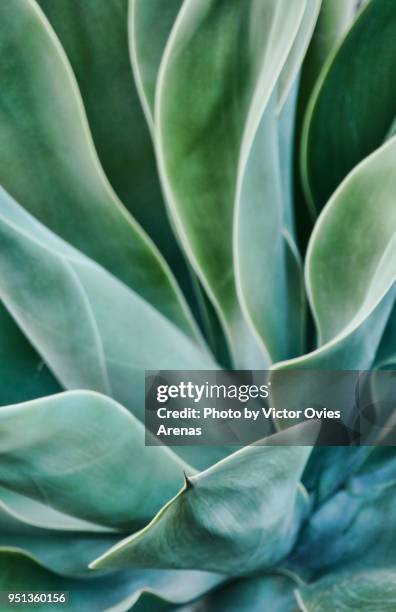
[0,0,199,341]
[0,187,216,422]
[0,391,189,529]
[91,444,311,574]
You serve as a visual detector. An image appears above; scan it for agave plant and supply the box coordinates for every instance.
[0,0,395,609]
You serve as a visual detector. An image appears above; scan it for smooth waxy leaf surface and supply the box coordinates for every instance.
[0,0,198,341]
[129,0,182,127]
[0,549,136,612]
[0,500,118,577]
[0,391,189,529]
[157,0,307,366]
[0,188,216,420]
[276,0,322,112]
[0,549,221,612]
[235,98,306,363]
[302,0,396,210]
[36,0,197,313]
[91,444,311,574]
[192,574,298,612]
[272,137,396,435]
[297,569,396,611]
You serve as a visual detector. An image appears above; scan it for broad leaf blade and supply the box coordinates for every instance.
[91,444,311,574]
[156,0,306,366]
[0,391,190,529]
[0,0,198,341]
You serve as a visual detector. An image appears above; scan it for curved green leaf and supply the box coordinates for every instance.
[276,0,322,112]
[0,0,199,341]
[0,188,216,419]
[156,0,307,366]
[302,0,396,210]
[306,137,396,346]
[36,0,199,323]
[235,99,305,361]
[0,391,189,529]
[297,570,396,611]
[0,501,118,577]
[129,0,182,128]
[91,444,311,574]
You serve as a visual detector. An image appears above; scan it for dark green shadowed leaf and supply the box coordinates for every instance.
[36,0,200,325]
[91,444,311,574]
[235,98,306,362]
[0,187,216,417]
[272,135,396,407]
[0,0,199,341]
[302,0,396,210]
[0,305,60,405]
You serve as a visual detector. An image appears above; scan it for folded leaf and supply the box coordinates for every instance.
[306,138,396,346]
[0,188,216,421]
[91,444,311,574]
[0,500,119,577]
[276,0,322,112]
[156,0,307,366]
[0,0,198,341]
[302,0,396,210]
[0,391,189,529]
[129,0,182,127]
[296,569,396,611]
[272,137,396,434]
[36,0,198,320]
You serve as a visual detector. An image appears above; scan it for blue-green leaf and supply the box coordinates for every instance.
[91,444,311,574]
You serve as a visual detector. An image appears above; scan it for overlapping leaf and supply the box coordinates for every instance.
[0,391,190,529]
[91,444,311,574]
[156,0,309,366]
[302,0,396,210]
[0,187,216,424]
[0,0,198,341]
